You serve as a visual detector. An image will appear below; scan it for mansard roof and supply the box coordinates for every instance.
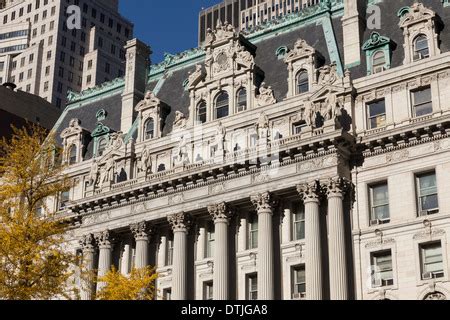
[52,0,450,147]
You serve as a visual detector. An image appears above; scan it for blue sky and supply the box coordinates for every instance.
[119,0,221,64]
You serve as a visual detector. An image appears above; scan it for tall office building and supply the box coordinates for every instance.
[198,0,321,45]
[0,0,133,109]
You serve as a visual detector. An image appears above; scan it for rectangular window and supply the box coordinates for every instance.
[203,281,213,300]
[371,250,394,288]
[59,191,70,210]
[420,242,444,280]
[247,274,257,300]
[369,182,390,225]
[162,288,171,300]
[166,240,174,266]
[206,223,215,259]
[416,171,439,215]
[292,266,306,299]
[293,121,307,135]
[412,87,432,117]
[292,202,305,241]
[367,99,386,129]
[248,214,258,250]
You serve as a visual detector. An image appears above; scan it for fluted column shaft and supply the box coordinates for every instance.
[96,231,113,292]
[298,182,323,300]
[80,234,96,300]
[131,221,151,269]
[168,212,191,300]
[208,203,233,300]
[251,192,276,300]
[326,178,349,300]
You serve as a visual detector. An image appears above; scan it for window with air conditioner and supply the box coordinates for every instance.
[416,171,439,216]
[369,182,390,226]
[420,242,444,280]
[371,250,394,288]
[413,35,430,61]
[247,274,258,300]
[292,266,306,299]
[372,51,386,74]
[203,281,213,300]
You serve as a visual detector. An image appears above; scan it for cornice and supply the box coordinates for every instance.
[66,131,354,218]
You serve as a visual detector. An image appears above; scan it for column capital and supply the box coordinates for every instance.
[297,180,321,203]
[250,192,277,213]
[79,234,96,252]
[95,230,114,250]
[208,202,234,224]
[131,221,153,242]
[168,212,192,233]
[323,177,351,199]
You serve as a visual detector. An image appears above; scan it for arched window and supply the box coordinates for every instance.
[145,118,155,140]
[296,70,309,94]
[372,51,386,73]
[68,144,77,165]
[97,138,107,156]
[215,91,229,119]
[236,88,247,113]
[414,35,429,60]
[196,101,207,124]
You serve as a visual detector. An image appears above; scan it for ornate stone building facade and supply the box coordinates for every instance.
[50,0,450,300]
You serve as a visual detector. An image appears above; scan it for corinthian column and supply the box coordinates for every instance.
[168,212,192,300]
[79,234,96,300]
[325,177,350,300]
[208,202,234,300]
[95,230,113,292]
[250,192,277,300]
[297,181,323,300]
[131,221,152,269]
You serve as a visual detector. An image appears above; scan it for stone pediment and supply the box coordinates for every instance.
[135,91,161,113]
[399,3,436,28]
[309,84,346,103]
[61,118,85,139]
[284,39,315,64]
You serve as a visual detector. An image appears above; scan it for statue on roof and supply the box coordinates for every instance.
[256,82,277,107]
[173,111,187,130]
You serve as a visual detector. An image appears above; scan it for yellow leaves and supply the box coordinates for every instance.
[96,267,158,301]
[0,125,77,300]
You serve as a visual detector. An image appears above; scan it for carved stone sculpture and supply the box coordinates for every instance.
[257,82,276,107]
[173,111,187,130]
[255,112,270,142]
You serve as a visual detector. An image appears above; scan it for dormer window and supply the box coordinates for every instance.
[196,101,207,124]
[296,70,309,94]
[362,32,392,76]
[372,51,386,74]
[68,145,77,165]
[145,118,155,140]
[414,35,430,61]
[236,88,247,113]
[399,3,440,64]
[215,91,229,119]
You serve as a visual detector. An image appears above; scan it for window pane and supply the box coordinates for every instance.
[368,100,386,118]
[372,184,388,206]
[414,88,431,105]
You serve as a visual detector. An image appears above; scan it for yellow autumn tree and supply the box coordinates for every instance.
[0,125,78,300]
[96,266,158,300]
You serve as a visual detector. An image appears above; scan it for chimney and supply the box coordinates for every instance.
[342,0,365,68]
[121,39,152,133]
